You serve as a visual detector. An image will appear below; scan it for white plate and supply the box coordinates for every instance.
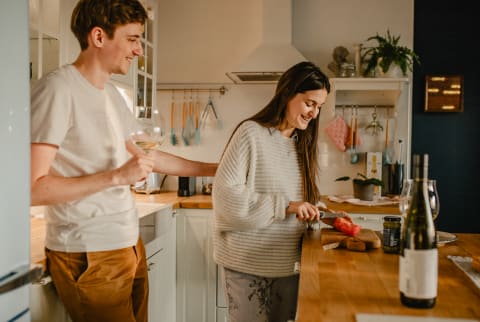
[437,230,457,245]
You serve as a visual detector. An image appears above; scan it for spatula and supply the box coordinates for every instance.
[194,96,200,145]
[181,98,189,146]
[170,96,177,146]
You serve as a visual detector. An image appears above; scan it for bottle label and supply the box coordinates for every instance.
[399,248,438,298]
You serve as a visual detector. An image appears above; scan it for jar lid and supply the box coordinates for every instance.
[384,216,401,222]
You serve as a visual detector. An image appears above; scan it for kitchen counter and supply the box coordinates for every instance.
[30,191,213,264]
[30,192,400,264]
[296,231,480,322]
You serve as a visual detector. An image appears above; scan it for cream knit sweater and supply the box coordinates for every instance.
[212,121,305,277]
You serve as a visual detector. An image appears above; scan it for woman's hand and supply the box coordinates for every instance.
[287,201,320,222]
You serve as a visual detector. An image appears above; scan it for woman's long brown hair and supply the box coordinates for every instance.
[223,61,330,204]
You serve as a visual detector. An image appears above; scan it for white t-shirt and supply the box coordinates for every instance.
[31,64,141,252]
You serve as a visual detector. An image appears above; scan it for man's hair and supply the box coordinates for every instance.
[71,0,148,50]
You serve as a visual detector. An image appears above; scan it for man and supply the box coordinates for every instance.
[30,1,216,321]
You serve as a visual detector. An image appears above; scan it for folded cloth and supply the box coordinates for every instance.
[328,195,398,206]
[448,255,480,289]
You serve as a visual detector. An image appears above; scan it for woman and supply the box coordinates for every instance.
[212,61,330,322]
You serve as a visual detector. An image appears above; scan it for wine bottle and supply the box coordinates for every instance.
[399,154,437,308]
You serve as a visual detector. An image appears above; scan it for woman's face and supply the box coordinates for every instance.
[279,89,328,136]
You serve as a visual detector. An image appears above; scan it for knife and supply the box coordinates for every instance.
[306,210,349,231]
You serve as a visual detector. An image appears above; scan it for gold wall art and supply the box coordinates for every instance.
[425,75,463,112]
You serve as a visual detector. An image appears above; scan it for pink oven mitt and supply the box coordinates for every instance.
[324,115,349,151]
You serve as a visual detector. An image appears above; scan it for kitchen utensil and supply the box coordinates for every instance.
[350,107,359,164]
[181,95,189,146]
[200,95,222,129]
[186,91,195,142]
[194,95,200,145]
[365,106,383,135]
[383,110,391,164]
[170,94,177,146]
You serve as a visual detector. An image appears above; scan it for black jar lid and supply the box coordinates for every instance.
[384,216,401,222]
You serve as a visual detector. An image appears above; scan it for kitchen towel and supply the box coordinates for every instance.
[328,195,399,206]
[448,255,480,289]
[324,115,349,151]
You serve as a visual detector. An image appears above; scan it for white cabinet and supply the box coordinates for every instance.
[30,280,72,322]
[176,209,216,322]
[140,205,176,322]
[111,0,158,119]
[29,0,60,83]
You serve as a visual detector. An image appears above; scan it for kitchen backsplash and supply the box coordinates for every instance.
[153,84,403,197]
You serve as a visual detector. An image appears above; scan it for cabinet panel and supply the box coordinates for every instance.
[176,209,216,322]
[30,282,71,322]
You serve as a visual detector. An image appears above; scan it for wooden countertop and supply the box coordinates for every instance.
[30,191,213,264]
[296,232,480,321]
[30,193,398,264]
[321,197,400,215]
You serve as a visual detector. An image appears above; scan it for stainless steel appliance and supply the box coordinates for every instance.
[178,176,196,196]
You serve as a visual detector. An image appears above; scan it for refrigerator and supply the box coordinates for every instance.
[0,1,42,320]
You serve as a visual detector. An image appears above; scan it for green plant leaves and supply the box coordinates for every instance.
[334,173,383,187]
[361,29,420,77]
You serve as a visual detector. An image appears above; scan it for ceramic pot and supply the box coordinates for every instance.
[353,182,375,201]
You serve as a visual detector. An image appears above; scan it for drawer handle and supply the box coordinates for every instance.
[147,262,156,271]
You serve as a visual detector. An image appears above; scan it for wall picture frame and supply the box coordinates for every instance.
[425,75,464,112]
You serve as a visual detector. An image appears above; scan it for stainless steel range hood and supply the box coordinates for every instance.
[226,0,306,84]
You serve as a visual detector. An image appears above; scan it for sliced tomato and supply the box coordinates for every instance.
[333,217,361,237]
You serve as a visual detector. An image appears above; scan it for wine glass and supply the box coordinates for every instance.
[398,178,413,218]
[129,129,158,194]
[427,179,440,221]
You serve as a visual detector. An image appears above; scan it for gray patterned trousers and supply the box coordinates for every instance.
[220,266,299,322]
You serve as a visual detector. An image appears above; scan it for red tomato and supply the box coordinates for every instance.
[334,217,361,237]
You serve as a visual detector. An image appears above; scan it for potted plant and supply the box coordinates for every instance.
[335,173,384,201]
[361,30,420,77]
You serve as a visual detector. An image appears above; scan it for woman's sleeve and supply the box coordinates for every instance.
[213,122,289,232]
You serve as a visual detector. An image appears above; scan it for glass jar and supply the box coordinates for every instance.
[339,62,356,77]
[383,216,401,253]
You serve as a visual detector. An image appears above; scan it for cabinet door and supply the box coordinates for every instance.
[176,209,216,322]
[30,282,71,322]
[147,213,176,322]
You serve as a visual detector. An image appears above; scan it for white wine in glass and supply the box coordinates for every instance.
[129,130,158,194]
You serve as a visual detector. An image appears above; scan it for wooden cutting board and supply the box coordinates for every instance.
[320,228,382,251]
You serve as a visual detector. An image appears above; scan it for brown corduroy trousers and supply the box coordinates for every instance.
[45,239,149,322]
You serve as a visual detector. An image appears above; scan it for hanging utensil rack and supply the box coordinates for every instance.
[335,104,393,108]
[157,86,228,96]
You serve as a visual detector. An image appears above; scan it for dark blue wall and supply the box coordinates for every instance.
[413,1,480,232]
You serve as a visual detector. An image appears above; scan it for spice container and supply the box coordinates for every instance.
[383,216,401,253]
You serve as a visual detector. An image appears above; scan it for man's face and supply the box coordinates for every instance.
[103,23,144,75]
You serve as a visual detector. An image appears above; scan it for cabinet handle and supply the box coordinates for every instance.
[0,264,43,294]
[147,262,156,271]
